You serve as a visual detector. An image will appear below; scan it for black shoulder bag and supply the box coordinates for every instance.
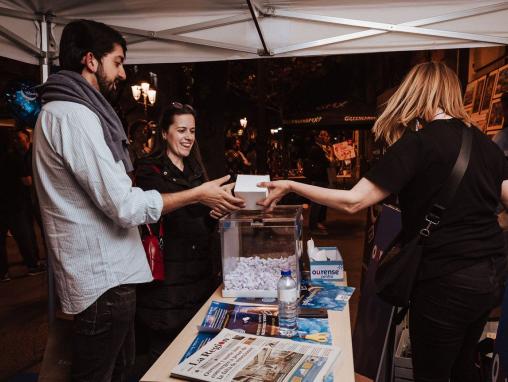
[375,126,472,307]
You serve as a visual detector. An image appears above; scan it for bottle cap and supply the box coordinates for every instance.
[281,270,291,277]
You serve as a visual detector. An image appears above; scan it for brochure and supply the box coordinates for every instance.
[199,301,332,345]
[181,332,216,362]
[235,280,355,311]
[172,328,341,382]
[299,280,355,311]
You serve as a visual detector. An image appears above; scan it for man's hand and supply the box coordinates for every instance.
[197,175,245,215]
[256,180,292,211]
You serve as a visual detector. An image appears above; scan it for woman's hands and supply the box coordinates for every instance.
[196,176,245,216]
[256,180,292,211]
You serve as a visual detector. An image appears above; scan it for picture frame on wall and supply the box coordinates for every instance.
[463,80,476,108]
[480,70,498,113]
[487,97,504,131]
[472,75,486,114]
[495,64,508,97]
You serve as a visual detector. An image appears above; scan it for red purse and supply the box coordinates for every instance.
[142,223,165,281]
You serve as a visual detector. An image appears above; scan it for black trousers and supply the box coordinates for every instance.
[0,208,39,275]
[72,285,136,382]
[309,181,328,230]
[410,256,506,382]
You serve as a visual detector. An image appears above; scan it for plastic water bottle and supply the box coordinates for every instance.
[278,270,298,337]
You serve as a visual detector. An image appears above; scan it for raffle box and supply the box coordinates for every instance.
[220,206,303,298]
[234,174,270,210]
[310,247,344,281]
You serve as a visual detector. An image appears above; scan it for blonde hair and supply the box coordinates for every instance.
[373,61,471,145]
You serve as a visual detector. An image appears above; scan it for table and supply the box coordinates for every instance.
[141,281,355,382]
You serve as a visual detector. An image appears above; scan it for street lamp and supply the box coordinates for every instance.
[131,81,157,114]
[238,117,248,136]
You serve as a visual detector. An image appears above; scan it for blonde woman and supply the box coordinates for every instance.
[256,62,508,382]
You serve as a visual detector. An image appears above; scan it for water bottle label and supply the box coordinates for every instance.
[279,289,298,303]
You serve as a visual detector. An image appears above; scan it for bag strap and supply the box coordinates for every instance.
[418,126,473,238]
[144,220,164,237]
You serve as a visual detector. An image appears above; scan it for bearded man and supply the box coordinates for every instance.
[32,20,244,382]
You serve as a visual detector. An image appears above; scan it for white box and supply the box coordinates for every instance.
[309,246,344,281]
[234,175,270,210]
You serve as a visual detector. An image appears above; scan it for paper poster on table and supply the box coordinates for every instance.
[353,203,401,381]
[199,300,332,345]
[172,328,340,382]
[235,280,355,311]
[299,280,355,311]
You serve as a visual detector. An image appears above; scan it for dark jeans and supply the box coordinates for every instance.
[72,285,136,382]
[410,256,507,382]
[0,208,39,275]
[309,181,328,230]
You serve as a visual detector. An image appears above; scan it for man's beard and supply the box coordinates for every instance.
[96,65,120,102]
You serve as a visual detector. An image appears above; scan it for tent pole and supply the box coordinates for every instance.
[246,0,271,56]
[39,14,55,324]
[39,15,50,83]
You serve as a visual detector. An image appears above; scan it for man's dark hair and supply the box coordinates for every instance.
[59,19,127,73]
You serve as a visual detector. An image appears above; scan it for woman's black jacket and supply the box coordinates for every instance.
[135,155,220,334]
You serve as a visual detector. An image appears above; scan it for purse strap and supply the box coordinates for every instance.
[418,125,473,238]
[144,221,164,237]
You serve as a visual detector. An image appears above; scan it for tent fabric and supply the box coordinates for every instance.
[0,0,508,65]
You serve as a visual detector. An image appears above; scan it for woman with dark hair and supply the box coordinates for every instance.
[135,102,221,367]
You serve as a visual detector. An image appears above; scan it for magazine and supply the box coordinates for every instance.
[172,328,341,382]
[199,301,332,345]
[181,332,217,362]
[299,280,355,311]
[235,280,355,311]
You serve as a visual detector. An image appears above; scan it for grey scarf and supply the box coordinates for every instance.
[40,70,133,172]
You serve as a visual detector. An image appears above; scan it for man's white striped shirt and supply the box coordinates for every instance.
[33,101,163,314]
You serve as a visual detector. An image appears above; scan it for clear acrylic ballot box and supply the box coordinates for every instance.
[219,206,303,298]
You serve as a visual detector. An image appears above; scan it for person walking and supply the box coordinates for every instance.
[304,130,332,235]
[0,129,43,280]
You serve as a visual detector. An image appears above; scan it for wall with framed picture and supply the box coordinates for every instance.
[486,97,504,134]
[464,62,507,135]
[495,64,508,98]
[472,75,486,114]
[463,80,476,109]
[480,70,498,114]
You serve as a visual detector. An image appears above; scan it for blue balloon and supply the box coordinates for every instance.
[4,80,41,128]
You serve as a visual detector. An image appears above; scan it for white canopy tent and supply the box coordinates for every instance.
[1,0,508,80]
[1,0,507,330]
